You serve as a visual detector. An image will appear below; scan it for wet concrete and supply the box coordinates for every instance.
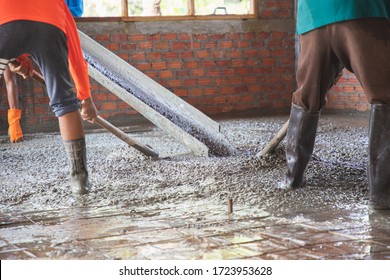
[1,113,390,260]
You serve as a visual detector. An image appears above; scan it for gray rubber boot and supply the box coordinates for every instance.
[280,104,320,189]
[368,104,390,210]
[63,137,90,194]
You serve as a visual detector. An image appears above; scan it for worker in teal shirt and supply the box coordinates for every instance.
[65,0,84,17]
[281,0,390,211]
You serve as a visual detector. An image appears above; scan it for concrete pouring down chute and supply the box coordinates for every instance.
[78,30,236,157]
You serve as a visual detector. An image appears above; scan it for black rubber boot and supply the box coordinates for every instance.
[368,104,390,210]
[63,138,90,194]
[280,104,320,189]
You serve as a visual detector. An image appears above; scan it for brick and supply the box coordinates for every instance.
[244,49,259,57]
[172,42,189,50]
[148,52,163,60]
[198,78,212,86]
[176,70,190,77]
[152,61,167,70]
[189,88,203,96]
[130,34,146,41]
[154,42,169,50]
[111,34,128,42]
[190,42,201,49]
[105,43,120,51]
[235,68,251,75]
[181,51,195,59]
[232,60,245,67]
[121,43,137,50]
[119,53,129,60]
[164,52,178,60]
[262,58,276,66]
[92,93,108,101]
[167,79,182,87]
[148,34,161,41]
[184,61,198,69]
[195,50,211,59]
[145,72,157,79]
[204,88,218,95]
[242,33,256,39]
[204,42,217,49]
[193,34,208,41]
[229,50,242,58]
[236,41,249,48]
[101,102,117,110]
[191,69,205,77]
[174,89,188,97]
[183,79,197,87]
[168,61,183,69]
[216,60,231,67]
[220,41,233,49]
[135,63,151,71]
[179,33,190,41]
[138,41,153,49]
[159,70,174,79]
[95,34,110,41]
[163,33,178,40]
[131,52,146,61]
[220,87,235,95]
[201,61,216,68]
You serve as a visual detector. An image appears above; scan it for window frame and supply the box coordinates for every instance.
[78,0,258,21]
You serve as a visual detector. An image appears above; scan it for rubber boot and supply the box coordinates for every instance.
[63,138,90,194]
[280,104,320,189]
[368,104,390,210]
[8,109,23,143]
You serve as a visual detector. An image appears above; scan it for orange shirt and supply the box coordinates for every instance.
[0,0,91,100]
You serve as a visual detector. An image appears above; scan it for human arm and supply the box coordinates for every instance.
[64,6,97,122]
[8,54,33,79]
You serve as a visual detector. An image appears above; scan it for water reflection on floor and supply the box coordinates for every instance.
[1,199,389,260]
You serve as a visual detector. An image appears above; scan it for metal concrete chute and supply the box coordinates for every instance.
[78,30,237,157]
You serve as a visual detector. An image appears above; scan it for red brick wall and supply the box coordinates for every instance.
[327,69,369,112]
[87,30,295,118]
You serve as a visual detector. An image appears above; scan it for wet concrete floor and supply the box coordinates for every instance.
[1,113,390,260]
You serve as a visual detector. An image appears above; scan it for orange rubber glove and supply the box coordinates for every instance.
[8,109,23,143]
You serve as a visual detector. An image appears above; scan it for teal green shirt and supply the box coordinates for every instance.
[297,0,390,34]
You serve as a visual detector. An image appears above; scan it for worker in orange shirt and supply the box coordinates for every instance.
[0,0,98,194]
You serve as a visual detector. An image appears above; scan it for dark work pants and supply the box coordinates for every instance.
[293,18,390,111]
[0,20,80,117]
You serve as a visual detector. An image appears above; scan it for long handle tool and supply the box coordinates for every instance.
[17,62,159,158]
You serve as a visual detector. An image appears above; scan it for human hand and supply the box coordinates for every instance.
[80,97,98,123]
[8,54,33,79]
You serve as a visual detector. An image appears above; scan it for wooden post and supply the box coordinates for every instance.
[256,119,289,157]
[121,0,128,17]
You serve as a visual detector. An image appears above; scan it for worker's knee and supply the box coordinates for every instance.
[51,99,81,117]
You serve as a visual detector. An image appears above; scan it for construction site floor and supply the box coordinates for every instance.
[1,113,389,260]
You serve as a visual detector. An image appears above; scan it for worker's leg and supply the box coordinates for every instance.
[0,22,30,143]
[331,19,390,209]
[281,27,343,189]
[4,67,23,142]
[367,105,390,210]
[60,111,90,194]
